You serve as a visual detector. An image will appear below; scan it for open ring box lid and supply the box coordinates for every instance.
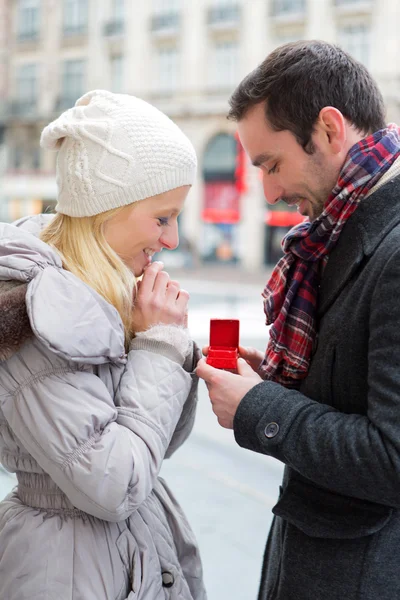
[206,319,240,370]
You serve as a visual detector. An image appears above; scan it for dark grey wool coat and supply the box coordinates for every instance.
[234,175,400,600]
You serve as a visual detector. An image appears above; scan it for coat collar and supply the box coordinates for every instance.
[0,222,126,365]
[318,175,400,317]
[0,281,32,361]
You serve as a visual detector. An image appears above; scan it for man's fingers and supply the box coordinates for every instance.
[202,345,209,357]
[238,345,264,372]
[196,357,218,382]
[238,345,263,360]
[236,357,258,377]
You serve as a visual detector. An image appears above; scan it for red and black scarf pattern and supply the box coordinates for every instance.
[260,124,400,388]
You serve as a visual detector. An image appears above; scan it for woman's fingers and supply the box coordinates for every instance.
[166,280,181,301]
[133,267,189,329]
[138,261,164,296]
[176,288,189,312]
[152,270,170,297]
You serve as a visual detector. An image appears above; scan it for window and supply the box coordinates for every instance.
[110,55,124,93]
[208,1,240,25]
[335,0,370,4]
[11,146,24,170]
[203,133,237,181]
[112,0,124,21]
[16,63,37,113]
[153,0,181,12]
[61,59,86,107]
[208,40,239,90]
[63,0,88,36]
[154,46,179,94]
[151,0,181,30]
[271,0,305,16]
[104,0,124,35]
[32,147,41,170]
[338,23,371,66]
[17,0,40,41]
[208,3,240,25]
[274,31,304,46]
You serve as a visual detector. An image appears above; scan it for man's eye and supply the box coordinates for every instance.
[268,164,278,175]
[157,217,169,226]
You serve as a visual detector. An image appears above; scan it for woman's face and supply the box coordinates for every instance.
[103,185,190,276]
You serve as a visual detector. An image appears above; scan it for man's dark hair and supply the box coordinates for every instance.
[228,40,386,153]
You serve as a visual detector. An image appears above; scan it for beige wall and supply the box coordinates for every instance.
[1,0,400,268]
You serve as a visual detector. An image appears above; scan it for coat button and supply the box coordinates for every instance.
[264,422,279,438]
[162,571,174,588]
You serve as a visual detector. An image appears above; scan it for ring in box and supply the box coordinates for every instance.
[206,319,239,371]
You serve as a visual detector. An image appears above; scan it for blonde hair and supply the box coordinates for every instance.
[40,208,135,348]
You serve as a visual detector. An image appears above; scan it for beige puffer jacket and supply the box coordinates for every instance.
[0,217,207,600]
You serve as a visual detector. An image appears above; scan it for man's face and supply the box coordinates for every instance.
[237,103,341,221]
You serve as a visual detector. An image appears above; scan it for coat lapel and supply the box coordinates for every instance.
[318,176,400,318]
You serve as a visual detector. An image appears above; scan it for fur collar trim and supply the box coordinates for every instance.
[0,281,32,361]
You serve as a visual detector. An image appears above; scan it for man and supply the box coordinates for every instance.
[196,40,400,600]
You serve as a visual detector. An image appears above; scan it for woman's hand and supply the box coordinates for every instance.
[132,262,189,333]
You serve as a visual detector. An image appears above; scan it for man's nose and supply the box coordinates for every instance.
[160,222,179,250]
[263,175,283,205]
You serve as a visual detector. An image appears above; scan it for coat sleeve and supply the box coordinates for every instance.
[165,342,201,459]
[233,245,400,508]
[0,339,192,522]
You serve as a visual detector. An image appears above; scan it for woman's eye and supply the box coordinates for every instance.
[157,217,169,226]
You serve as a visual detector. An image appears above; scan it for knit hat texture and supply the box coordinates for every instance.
[40,90,197,217]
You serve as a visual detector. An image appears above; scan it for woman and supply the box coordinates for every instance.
[0,90,206,599]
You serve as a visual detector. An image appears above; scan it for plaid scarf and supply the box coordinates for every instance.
[260,124,400,388]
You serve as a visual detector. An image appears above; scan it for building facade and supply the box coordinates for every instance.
[1,0,399,269]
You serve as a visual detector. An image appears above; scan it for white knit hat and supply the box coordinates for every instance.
[40,90,197,217]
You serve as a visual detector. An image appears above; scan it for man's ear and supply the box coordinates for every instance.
[315,107,347,155]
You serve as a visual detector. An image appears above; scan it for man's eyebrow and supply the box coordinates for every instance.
[252,152,275,167]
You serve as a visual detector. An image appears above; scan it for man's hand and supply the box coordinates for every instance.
[238,346,265,375]
[202,345,265,375]
[196,358,263,429]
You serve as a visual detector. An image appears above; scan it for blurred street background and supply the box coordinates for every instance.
[1,0,400,270]
[1,0,400,598]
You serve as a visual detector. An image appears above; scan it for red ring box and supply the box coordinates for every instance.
[206,319,239,371]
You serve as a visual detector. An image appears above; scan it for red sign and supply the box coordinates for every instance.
[202,181,240,224]
[265,210,305,227]
[234,133,247,195]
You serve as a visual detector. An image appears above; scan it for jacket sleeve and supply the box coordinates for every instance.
[165,342,201,459]
[0,339,192,522]
[233,245,400,509]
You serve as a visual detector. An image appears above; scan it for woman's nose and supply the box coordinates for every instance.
[160,222,179,250]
